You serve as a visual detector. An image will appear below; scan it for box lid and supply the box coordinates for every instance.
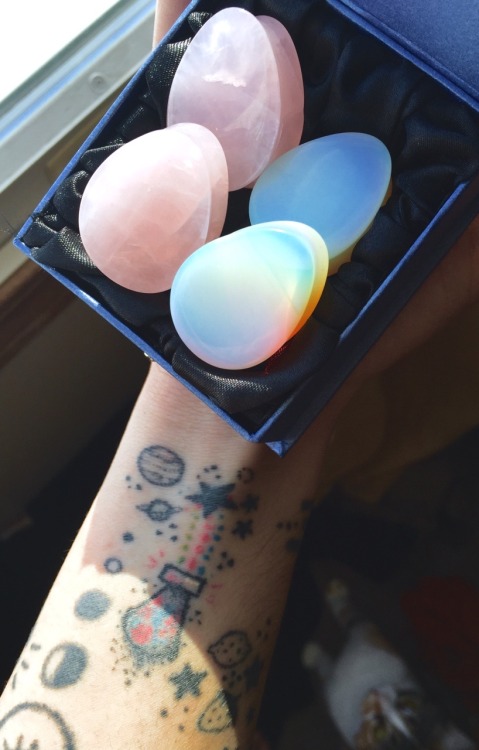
[327,0,479,111]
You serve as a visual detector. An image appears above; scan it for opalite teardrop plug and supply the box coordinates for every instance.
[78,124,228,293]
[167,9,304,191]
[265,221,330,337]
[249,132,392,274]
[170,221,329,370]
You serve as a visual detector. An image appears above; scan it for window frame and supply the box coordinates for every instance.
[0,0,155,195]
[0,0,156,364]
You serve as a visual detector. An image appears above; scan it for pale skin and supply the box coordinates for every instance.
[1,2,479,748]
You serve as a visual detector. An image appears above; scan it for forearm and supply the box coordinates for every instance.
[0,365,341,749]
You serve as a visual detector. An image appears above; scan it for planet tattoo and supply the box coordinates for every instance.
[0,702,75,749]
[207,631,252,667]
[104,557,123,574]
[41,643,88,689]
[74,590,111,621]
[137,446,185,487]
[197,691,237,733]
[137,499,181,524]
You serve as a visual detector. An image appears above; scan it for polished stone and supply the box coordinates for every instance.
[258,15,304,164]
[249,132,392,274]
[167,8,286,191]
[267,221,329,336]
[78,124,228,293]
[176,122,229,243]
[170,221,329,370]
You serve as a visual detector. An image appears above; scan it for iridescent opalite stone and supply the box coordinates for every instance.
[167,9,303,191]
[249,132,392,273]
[170,221,329,370]
[78,124,228,293]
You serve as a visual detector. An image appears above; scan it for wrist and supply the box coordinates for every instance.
[142,361,351,466]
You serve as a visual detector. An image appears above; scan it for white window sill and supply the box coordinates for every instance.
[0,0,155,289]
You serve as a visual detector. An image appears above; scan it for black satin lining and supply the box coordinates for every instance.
[21,0,479,427]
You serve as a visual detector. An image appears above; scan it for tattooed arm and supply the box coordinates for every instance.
[1,4,339,747]
[3,244,479,750]
[0,364,342,749]
[2,217,479,750]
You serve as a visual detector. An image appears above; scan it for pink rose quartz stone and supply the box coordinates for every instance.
[257,16,304,163]
[176,122,228,243]
[78,124,228,293]
[166,8,283,191]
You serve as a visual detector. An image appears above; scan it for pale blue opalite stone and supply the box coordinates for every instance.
[249,132,392,274]
[170,221,329,370]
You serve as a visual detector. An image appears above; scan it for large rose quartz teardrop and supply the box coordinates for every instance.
[167,8,282,191]
[257,16,304,163]
[78,125,228,293]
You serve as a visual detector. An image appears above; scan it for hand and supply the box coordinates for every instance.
[352,216,479,384]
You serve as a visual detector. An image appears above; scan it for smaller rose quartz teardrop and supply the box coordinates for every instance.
[78,124,228,293]
[176,123,228,243]
[167,8,282,191]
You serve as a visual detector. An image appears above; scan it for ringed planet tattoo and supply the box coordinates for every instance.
[136,499,181,524]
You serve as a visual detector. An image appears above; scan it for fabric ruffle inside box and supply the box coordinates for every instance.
[21,0,479,432]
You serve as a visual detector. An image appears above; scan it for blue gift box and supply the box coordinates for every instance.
[14,0,479,455]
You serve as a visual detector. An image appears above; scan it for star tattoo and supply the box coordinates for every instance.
[232,519,253,540]
[186,482,236,517]
[241,494,259,513]
[169,663,207,700]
